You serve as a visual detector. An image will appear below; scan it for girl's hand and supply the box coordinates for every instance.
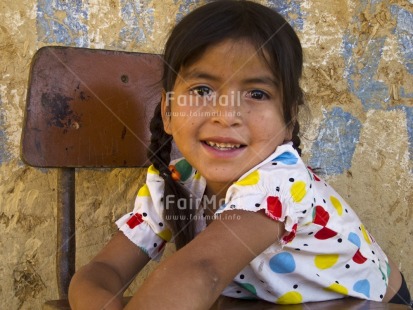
[125,209,284,310]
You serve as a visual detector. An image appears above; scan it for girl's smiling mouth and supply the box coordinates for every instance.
[201,138,247,153]
[204,141,243,150]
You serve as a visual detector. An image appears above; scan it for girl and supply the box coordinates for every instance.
[68,1,411,309]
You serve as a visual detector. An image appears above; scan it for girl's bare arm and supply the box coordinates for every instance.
[68,231,150,310]
[125,210,284,310]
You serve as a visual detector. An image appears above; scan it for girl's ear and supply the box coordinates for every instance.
[161,89,172,135]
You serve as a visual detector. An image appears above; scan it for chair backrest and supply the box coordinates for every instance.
[21,46,163,168]
[20,47,164,305]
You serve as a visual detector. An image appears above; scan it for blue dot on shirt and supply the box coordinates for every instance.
[353,279,370,298]
[348,232,361,248]
[269,252,296,273]
[272,152,298,165]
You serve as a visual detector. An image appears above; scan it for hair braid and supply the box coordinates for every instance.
[147,103,172,172]
[147,103,197,249]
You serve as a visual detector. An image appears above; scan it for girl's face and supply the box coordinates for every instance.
[162,39,292,197]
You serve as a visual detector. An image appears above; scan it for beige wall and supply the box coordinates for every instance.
[0,0,412,308]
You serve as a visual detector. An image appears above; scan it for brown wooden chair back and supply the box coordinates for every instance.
[21,46,163,307]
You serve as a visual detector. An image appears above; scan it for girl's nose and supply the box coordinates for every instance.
[210,92,242,127]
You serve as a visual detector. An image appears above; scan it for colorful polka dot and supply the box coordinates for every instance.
[386,262,391,278]
[324,282,349,295]
[267,196,282,219]
[314,254,339,269]
[148,165,159,175]
[194,171,201,179]
[157,241,166,253]
[348,232,361,248]
[330,196,343,216]
[276,291,303,304]
[352,249,367,264]
[239,283,257,295]
[360,224,371,244]
[235,170,260,186]
[282,224,298,244]
[272,152,298,165]
[269,252,296,274]
[126,213,143,229]
[314,227,337,240]
[156,228,172,241]
[313,206,330,226]
[175,159,193,181]
[137,184,150,197]
[353,279,370,298]
[291,181,307,202]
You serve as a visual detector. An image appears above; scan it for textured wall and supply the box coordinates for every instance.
[0,0,412,308]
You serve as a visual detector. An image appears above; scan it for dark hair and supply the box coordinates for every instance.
[147,0,304,249]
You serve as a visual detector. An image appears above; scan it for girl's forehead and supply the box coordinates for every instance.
[180,39,275,79]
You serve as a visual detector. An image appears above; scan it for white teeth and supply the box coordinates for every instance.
[205,141,241,149]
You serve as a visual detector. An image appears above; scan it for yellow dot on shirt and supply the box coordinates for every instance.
[360,224,371,244]
[314,254,339,269]
[291,181,306,202]
[276,291,303,304]
[157,228,172,241]
[194,171,201,180]
[148,165,159,175]
[235,170,260,186]
[137,184,150,197]
[324,283,349,295]
[330,196,343,216]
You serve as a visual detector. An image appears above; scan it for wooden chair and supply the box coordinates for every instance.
[21,46,163,308]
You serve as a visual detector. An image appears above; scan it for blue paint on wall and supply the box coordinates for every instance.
[391,6,413,76]
[342,0,392,111]
[267,0,304,31]
[37,0,88,47]
[308,108,362,175]
[175,0,201,22]
[342,34,389,111]
[120,0,154,45]
[0,95,10,164]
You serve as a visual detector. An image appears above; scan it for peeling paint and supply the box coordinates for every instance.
[36,0,89,46]
[309,107,362,175]
[267,0,304,30]
[175,0,202,22]
[391,105,413,172]
[342,1,390,111]
[0,94,10,164]
[406,107,413,172]
[343,35,389,110]
[391,5,413,76]
[119,0,155,45]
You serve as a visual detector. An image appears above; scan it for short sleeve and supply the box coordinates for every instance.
[116,165,172,261]
[215,144,314,245]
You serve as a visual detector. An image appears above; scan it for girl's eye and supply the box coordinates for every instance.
[191,86,214,97]
[246,90,269,100]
